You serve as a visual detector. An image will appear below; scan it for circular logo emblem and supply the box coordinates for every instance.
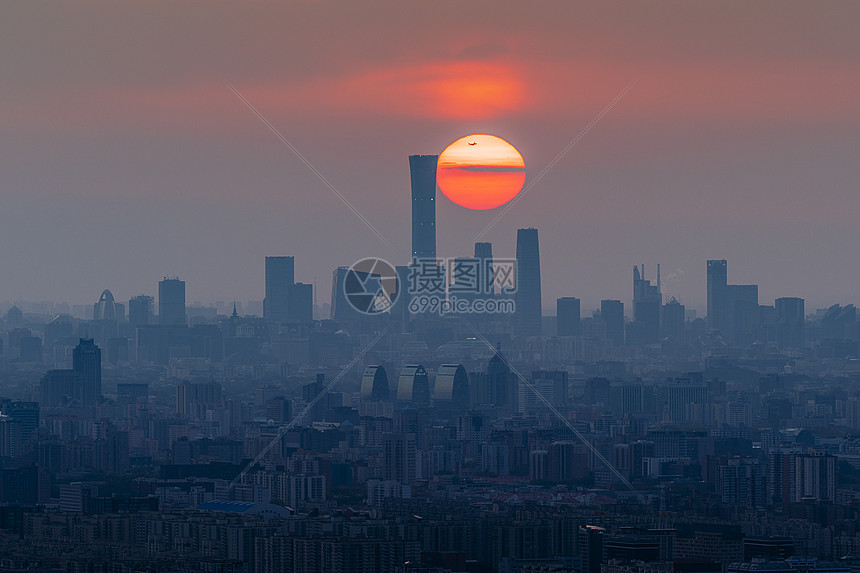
[344,257,400,315]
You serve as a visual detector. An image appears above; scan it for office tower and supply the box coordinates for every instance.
[158,277,186,326]
[579,526,605,573]
[383,433,417,485]
[631,265,661,345]
[707,259,728,332]
[520,370,569,415]
[601,299,625,346]
[287,283,313,322]
[706,260,759,345]
[661,297,686,342]
[73,338,102,405]
[128,295,153,328]
[775,297,805,348]
[515,228,542,337]
[474,241,494,295]
[409,155,438,261]
[264,256,295,322]
[0,401,39,442]
[557,297,581,336]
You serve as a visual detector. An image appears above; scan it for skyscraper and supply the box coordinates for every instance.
[775,297,805,348]
[383,433,417,485]
[409,155,437,261]
[128,295,153,328]
[474,241,494,296]
[707,259,728,332]
[631,265,661,345]
[73,338,101,405]
[706,260,759,345]
[158,277,186,326]
[601,299,625,346]
[264,256,295,322]
[557,297,581,337]
[515,228,542,337]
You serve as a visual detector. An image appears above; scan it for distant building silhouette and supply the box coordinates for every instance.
[601,299,625,346]
[515,228,542,337]
[630,265,661,345]
[706,260,758,345]
[73,338,101,405]
[557,297,581,337]
[158,277,186,326]
[661,296,686,342]
[128,295,153,328]
[409,155,437,261]
[474,241,494,295]
[264,256,295,322]
[775,297,805,348]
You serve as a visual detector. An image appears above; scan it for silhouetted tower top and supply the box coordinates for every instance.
[515,228,542,337]
[158,277,186,326]
[409,155,438,261]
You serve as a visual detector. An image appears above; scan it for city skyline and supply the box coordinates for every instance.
[2,2,860,309]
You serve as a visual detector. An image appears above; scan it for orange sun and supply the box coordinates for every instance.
[436,134,526,210]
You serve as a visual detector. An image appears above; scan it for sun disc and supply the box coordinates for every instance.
[436,134,525,210]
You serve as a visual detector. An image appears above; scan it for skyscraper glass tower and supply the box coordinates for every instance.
[264,256,295,322]
[158,277,186,326]
[515,228,542,337]
[409,155,438,261]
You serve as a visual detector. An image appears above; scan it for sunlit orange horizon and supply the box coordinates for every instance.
[436,134,526,210]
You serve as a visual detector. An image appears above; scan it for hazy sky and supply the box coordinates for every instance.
[3,1,860,314]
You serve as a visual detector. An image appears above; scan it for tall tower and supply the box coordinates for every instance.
[557,297,581,337]
[707,259,728,331]
[128,295,153,328]
[73,338,101,405]
[158,277,186,326]
[264,256,295,322]
[474,241,494,295]
[409,155,438,261]
[515,228,542,337]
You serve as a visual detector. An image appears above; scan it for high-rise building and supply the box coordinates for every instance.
[287,283,313,322]
[474,241,494,295]
[630,265,661,345]
[383,433,417,485]
[515,228,542,337]
[73,338,102,405]
[409,155,437,261]
[557,297,581,337]
[128,295,153,328]
[775,297,805,348]
[707,259,728,332]
[661,297,686,342]
[158,277,186,326]
[264,256,295,322]
[706,259,759,345]
[601,299,625,346]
